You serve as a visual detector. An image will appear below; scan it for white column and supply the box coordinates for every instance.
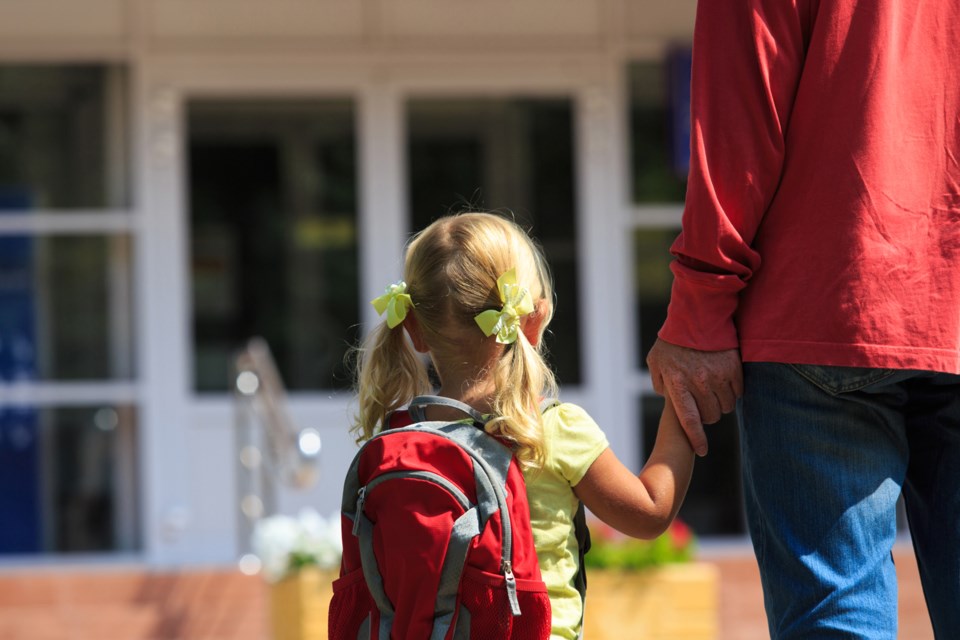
[135,69,194,566]
[358,82,408,330]
[574,60,638,470]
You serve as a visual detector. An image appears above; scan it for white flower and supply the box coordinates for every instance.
[296,508,343,570]
[251,508,342,582]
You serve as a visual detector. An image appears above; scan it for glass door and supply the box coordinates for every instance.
[406,97,582,385]
[186,98,361,394]
[0,63,139,555]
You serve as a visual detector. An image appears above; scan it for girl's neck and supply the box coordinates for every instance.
[433,377,496,418]
[430,342,501,417]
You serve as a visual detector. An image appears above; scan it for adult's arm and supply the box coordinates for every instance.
[654,0,812,452]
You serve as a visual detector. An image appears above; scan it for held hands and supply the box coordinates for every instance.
[646,338,743,457]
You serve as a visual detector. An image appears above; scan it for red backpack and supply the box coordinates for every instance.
[328,396,551,639]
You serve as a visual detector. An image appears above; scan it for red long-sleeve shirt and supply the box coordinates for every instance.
[660,0,960,374]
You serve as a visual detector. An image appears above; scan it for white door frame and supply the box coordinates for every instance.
[138,50,636,565]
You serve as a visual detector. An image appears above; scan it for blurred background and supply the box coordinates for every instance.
[0,2,930,638]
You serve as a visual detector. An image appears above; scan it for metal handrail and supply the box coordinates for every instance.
[233,337,321,553]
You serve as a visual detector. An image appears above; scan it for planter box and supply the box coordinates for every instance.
[582,563,719,640]
[268,563,718,640]
[269,567,334,640]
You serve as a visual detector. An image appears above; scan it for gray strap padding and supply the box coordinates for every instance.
[409,395,488,424]
[356,512,395,617]
[472,463,499,525]
[452,606,471,640]
[378,616,392,640]
[439,422,513,487]
[341,444,366,513]
[430,613,454,640]
[433,508,482,629]
[353,614,390,640]
[440,423,516,609]
[540,397,560,413]
[356,614,370,640]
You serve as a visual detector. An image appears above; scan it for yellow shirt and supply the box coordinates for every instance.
[523,403,609,640]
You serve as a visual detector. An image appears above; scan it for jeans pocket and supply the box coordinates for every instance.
[789,364,897,395]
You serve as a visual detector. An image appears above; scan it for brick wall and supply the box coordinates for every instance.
[0,568,266,640]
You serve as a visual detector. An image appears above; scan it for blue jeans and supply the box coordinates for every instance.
[739,364,960,639]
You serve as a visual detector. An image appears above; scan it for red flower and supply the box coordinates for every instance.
[588,517,626,543]
[667,519,693,550]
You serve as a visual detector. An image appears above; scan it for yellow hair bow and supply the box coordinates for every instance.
[371,281,413,329]
[474,268,534,344]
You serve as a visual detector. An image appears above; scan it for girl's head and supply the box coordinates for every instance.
[353,212,558,466]
[404,212,553,359]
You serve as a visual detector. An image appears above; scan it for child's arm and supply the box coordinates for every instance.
[573,393,695,539]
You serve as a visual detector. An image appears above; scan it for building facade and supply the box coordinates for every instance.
[0,0,746,568]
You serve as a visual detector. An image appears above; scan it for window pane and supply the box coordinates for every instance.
[629,60,688,203]
[407,98,582,385]
[188,99,360,392]
[640,395,744,536]
[633,228,678,368]
[0,65,129,210]
[0,405,139,553]
[0,235,134,381]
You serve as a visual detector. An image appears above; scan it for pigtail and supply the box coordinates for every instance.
[352,320,431,442]
[488,328,558,469]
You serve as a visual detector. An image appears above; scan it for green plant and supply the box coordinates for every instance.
[584,517,696,571]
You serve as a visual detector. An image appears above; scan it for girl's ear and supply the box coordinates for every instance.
[521,298,549,347]
[402,313,431,354]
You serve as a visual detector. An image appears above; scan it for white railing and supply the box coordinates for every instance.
[233,337,321,554]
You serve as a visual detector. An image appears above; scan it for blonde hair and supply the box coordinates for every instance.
[352,212,558,467]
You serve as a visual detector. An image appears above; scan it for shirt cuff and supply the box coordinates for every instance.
[658,265,741,351]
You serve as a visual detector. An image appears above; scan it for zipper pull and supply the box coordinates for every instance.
[502,560,521,616]
[352,487,366,536]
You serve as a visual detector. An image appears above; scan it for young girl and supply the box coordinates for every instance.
[353,212,695,639]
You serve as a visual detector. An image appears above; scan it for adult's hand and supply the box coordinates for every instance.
[646,338,743,457]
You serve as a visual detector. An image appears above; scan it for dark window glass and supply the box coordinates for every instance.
[0,65,129,210]
[0,405,139,554]
[629,60,688,203]
[632,228,678,368]
[188,100,360,392]
[0,235,134,381]
[407,98,581,385]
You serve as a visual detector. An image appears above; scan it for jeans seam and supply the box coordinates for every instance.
[788,364,897,395]
[753,498,766,581]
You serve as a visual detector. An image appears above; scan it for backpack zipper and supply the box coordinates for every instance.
[501,559,521,615]
[352,487,366,536]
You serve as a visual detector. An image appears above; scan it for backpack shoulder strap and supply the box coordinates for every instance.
[408,395,488,425]
[572,501,591,604]
[540,397,561,413]
[540,400,591,611]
